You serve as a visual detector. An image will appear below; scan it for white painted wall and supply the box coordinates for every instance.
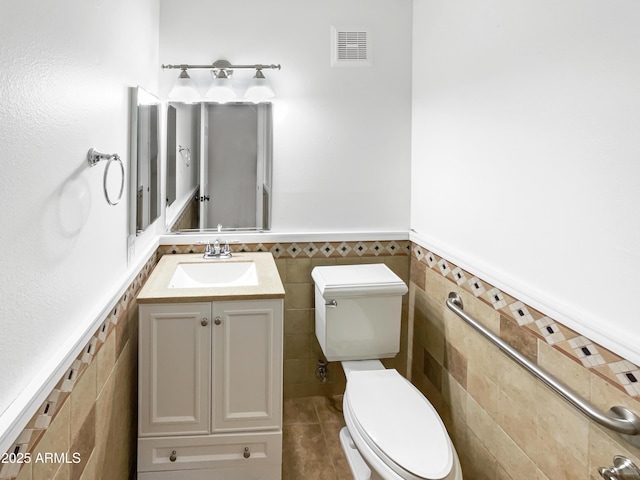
[411,0,640,364]
[159,0,413,233]
[0,0,160,418]
[166,102,200,227]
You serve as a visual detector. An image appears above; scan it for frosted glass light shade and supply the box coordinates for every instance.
[244,71,275,103]
[206,76,237,103]
[168,70,200,103]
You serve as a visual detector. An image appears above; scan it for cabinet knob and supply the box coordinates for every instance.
[169,450,177,462]
[214,316,222,325]
[201,318,209,326]
[243,447,251,459]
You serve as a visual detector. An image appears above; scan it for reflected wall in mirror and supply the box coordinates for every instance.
[166,104,177,207]
[165,102,200,231]
[167,102,273,233]
[130,86,161,236]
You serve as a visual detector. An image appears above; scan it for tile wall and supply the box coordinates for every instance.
[168,196,199,232]
[0,239,409,480]
[8,237,637,480]
[409,242,640,479]
[0,253,160,480]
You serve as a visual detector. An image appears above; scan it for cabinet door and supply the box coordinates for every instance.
[212,299,283,432]
[139,303,212,436]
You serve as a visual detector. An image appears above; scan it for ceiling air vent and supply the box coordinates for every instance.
[331,26,372,67]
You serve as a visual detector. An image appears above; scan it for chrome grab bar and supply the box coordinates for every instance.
[446,292,640,446]
[599,455,640,480]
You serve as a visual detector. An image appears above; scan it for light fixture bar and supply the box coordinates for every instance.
[162,62,281,71]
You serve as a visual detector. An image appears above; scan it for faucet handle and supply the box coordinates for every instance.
[223,240,230,254]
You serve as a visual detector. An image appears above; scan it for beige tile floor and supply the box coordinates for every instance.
[282,396,354,480]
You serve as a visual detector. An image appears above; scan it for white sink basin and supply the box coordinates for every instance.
[168,261,259,289]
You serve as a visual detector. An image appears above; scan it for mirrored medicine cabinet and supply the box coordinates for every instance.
[129,86,161,236]
[165,101,273,233]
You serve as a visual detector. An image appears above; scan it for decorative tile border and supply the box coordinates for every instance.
[159,239,411,259]
[0,252,161,480]
[411,242,640,399]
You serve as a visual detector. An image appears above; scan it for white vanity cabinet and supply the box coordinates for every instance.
[137,298,283,480]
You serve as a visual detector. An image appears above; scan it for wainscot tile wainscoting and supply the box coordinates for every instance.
[0,253,161,480]
[409,242,640,479]
[0,240,409,480]
[168,195,199,233]
[3,238,639,480]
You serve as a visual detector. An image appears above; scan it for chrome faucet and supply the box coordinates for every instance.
[203,239,232,259]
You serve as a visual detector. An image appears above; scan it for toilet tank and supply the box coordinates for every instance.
[312,264,408,361]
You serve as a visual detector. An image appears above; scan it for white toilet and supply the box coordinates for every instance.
[312,264,463,480]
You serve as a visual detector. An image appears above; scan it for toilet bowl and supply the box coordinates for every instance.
[312,264,463,480]
[340,361,462,480]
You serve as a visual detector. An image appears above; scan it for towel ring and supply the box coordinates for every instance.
[178,145,191,167]
[87,148,125,206]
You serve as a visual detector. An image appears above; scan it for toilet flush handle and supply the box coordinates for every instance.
[325,300,338,307]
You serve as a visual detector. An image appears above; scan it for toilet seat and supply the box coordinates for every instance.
[344,369,454,480]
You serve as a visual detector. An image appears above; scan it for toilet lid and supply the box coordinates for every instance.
[346,369,453,479]
[312,264,408,298]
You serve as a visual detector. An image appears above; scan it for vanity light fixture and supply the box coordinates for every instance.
[167,67,201,103]
[162,59,281,103]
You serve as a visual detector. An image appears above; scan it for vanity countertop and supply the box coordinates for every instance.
[137,252,285,303]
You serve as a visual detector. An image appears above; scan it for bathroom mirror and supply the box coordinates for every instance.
[130,86,161,236]
[166,102,273,233]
